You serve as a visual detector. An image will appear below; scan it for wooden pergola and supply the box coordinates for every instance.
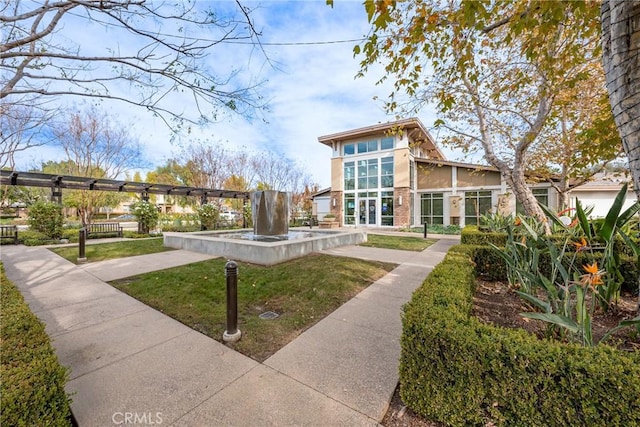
[0,170,250,204]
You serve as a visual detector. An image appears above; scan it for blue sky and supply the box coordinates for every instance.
[15,1,446,188]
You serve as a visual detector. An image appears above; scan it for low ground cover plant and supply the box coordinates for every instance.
[1,265,71,426]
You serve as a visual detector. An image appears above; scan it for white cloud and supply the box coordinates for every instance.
[11,1,450,188]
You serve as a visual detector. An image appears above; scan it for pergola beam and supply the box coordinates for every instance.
[0,170,251,200]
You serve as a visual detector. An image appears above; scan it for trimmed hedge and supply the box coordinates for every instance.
[1,265,72,426]
[400,248,640,427]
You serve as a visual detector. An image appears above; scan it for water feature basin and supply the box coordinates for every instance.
[163,228,367,265]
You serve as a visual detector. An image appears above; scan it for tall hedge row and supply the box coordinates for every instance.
[1,265,72,426]
[400,250,640,427]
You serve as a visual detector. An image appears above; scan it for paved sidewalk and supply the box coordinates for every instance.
[0,237,458,426]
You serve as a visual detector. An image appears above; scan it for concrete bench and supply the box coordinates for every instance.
[87,222,123,238]
[0,225,18,244]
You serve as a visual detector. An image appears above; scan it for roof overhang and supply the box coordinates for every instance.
[415,157,499,173]
[318,117,446,160]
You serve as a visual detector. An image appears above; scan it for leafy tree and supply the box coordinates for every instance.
[27,200,64,239]
[223,174,250,213]
[529,67,623,208]
[1,1,266,133]
[0,184,46,210]
[357,0,614,232]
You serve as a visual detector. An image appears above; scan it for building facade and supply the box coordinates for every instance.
[318,118,562,228]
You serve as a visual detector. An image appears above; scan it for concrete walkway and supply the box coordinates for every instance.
[0,236,458,426]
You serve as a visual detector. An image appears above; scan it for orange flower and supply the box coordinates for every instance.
[558,207,575,216]
[514,217,522,226]
[580,262,604,289]
[583,262,598,274]
[573,237,588,251]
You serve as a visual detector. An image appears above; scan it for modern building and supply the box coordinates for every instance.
[317,118,633,228]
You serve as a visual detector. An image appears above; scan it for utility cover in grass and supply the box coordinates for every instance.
[259,311,279,320]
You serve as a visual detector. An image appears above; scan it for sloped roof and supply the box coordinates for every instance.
[318,117,446,160]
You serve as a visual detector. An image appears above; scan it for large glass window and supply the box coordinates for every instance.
[344,161,355,190]
[516,188,549,214]
[357,159,378,190]
[381,191,394,226]
[343,137,394,156]
[465,191,492,225]
[358,140,378,154]
[421,193,444,225]
[344,193,355,225]
[380,137,394,150]
[381,157,394,188]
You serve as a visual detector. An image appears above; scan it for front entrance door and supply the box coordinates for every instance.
[358,198,377,226]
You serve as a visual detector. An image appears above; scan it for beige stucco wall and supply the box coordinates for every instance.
[394,148,410,187]
[417,164,453,189]
[457,168,501,187]
[331,157,343,191]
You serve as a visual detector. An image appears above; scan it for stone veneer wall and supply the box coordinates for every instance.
[330,190,343,224]
[395,187,411,227]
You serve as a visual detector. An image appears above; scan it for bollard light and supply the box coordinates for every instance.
[223,260,241,342]
[77,228,87,263]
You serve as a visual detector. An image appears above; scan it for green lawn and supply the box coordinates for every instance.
[110,254,396,362]
[49,238,172,263]
[360,234,437,251]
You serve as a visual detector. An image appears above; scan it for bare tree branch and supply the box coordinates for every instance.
[1,0,267,136]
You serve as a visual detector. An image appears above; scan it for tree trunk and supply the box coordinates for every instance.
[601,0,640,313]
[503,168,552,234]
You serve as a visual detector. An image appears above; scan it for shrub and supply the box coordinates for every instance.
[461,226,508,246]
[462,243,637,292]
[400,248,640,426]
[27,201,64,239]
[131,201,159,234]
[159,224,200,233]
[1,264,72,426]
[197,204,219,230]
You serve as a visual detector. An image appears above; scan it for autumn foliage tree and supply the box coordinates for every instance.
[529,66,623,209]
[357,1,616,230]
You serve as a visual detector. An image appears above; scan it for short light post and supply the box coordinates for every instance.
[223,260,241,343]
[77,228,87,263]
[423,222,428,239]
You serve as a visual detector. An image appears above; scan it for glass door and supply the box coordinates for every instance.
[359,199,367,225]
[358,198,378,226]
[367,199,377,225]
